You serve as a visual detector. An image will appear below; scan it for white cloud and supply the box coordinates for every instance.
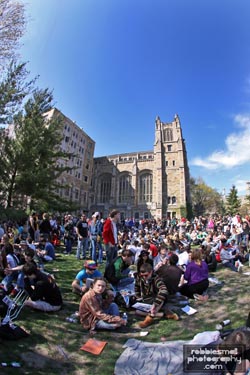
[234,179,249,194]
[191,114,250,170]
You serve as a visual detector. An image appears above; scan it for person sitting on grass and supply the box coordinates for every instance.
[3,247,37,297]
[104,248,134,291]
[79,277,127,332]
[156,253,184,295]
[72,260,102,296]
[0,243,20,293]
[179,248,209,301]
[36,236,55,262]
[136,249,153,274]
[23,262,63,312]
[134,263,179,328]
[153,243,169,272]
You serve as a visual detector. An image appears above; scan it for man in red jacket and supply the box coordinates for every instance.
[102,210,120,269]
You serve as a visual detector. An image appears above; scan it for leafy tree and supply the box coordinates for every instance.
[0,61,36,124]
[0,0,26,65]
[0,88,76,212]
[190,177,225,216]
[226,185,242,216]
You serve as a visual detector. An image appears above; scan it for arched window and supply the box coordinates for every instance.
[164,128,173,142]
[118,174,132,203]
[139,173,152,202]
[99,174,112,203]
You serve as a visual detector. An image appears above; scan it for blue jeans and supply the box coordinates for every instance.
[65,238,72,254]
[2,270,24,290]
[97,242,103,264]
[76,237,89,259]
[222,260,237,272]
[116,269,135,292]
[90,238,97,262]
[95,302,120,330]
[105,243,117,268]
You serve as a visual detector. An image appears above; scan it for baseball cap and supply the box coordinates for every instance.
[84,260,97,270]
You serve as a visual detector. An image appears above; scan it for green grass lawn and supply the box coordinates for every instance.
[0,246,249,375]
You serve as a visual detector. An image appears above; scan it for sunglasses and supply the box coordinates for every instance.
[140,272,150,277]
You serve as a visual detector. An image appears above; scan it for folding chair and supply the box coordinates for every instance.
[1,289,29,325]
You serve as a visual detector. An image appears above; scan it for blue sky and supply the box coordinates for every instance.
[20,0,250,196]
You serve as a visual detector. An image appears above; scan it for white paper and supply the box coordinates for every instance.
[181,305,197,315]
[140,331,149,336]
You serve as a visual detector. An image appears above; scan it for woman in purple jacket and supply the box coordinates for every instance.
[180,248,209,301]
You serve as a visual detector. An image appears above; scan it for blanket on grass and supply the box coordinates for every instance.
[114,331,221,375]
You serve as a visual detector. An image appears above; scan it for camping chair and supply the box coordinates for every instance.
[1,289,29,325]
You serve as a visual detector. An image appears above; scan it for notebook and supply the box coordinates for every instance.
[80,339,107,355]
[131,302,152,312]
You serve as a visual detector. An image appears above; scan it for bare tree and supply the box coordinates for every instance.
[0,0,26,64]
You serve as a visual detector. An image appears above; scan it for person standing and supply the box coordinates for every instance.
[76,214,89,260]
[88,213,102,263]
[103,210,120,268]
[28,212,37,242]
[63,215,74,255]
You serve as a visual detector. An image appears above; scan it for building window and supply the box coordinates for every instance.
[118,174,132,203]
[164,128,173,142]
[167,145,172,152]
[172,160,175,166]
[168,196,171,204]
[172,196,176,204]
[75,189,79,199]
[166,161,168,167]
[84,176,88,182]
[99,174,112,203]
[139,173,152,203]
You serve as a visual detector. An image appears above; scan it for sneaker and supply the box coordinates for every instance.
[238,264,244,273]
[139,315,154,328]
[193,293,209,302]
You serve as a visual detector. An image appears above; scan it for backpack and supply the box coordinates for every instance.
[0,322,29,340]
[104,263,119,285]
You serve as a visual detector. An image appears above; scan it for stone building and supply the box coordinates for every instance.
[89,115,191,220]
[46,108,95,212]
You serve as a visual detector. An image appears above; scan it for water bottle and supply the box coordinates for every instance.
[122,312,128,322]
[216,319,231,330]
[66,317,77,323]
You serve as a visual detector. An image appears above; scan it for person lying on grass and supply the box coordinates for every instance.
[79,277,127,332]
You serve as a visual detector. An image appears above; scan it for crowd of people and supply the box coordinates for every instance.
[0,210,249,370]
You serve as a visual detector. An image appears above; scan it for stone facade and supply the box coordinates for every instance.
[46,108,95,212]
[89,115,191,220]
